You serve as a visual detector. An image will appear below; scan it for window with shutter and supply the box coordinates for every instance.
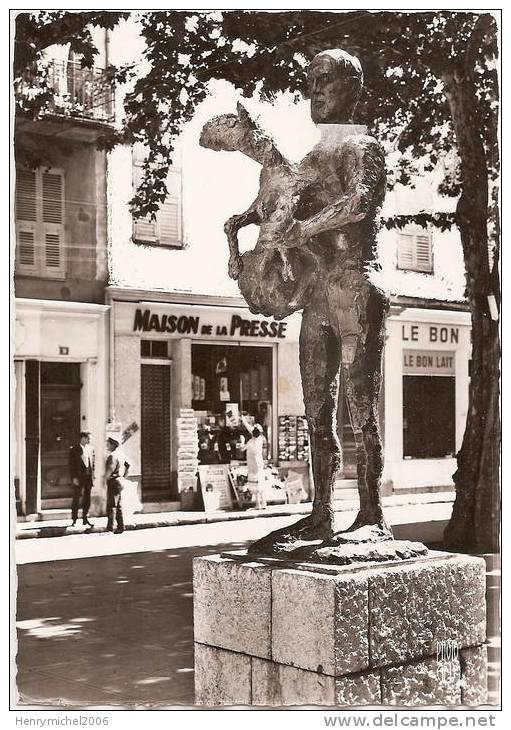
[15,168,65,278]
[16,170,37,222]
[18,230,36,268]
[42,173,63,224]
[132,148,183,248]
[397,230,433,273]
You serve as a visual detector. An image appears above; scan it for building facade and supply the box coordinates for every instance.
[13,22,471,517]
[13,31,112,518]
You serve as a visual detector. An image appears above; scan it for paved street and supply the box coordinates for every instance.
[14,516,298,708]
[14,516,500,709]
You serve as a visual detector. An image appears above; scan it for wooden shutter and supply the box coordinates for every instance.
[415,233,433,272]
[132,148,182,247]
[157,169,182,247]
[132,149,157,243]
[397,230,433,273]
[15,168,65,278]
[41,171,65,276]
[42,172,63,224]
[397,233,415,270]
[16,170,37,221]
[17,230,37,268]
[15,170,38,275]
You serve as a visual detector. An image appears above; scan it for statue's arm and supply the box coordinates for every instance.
[298,140,385,239]
[224,202,261,280]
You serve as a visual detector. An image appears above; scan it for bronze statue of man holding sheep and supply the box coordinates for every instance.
[201,49,426,563]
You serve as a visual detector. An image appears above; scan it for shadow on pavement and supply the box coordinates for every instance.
[15,541,248,709]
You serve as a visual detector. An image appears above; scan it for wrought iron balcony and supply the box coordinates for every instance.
[46,59,115,123]
[16,59,115,125]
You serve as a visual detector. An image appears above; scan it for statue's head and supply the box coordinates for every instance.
[200,103,261,153]
[307,49,363,124]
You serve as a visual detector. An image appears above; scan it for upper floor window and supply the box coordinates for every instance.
[15,167,65,278]
[132,146,183,249]
[397,228,433,273]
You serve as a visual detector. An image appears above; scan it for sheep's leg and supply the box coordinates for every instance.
[224,204,260,279]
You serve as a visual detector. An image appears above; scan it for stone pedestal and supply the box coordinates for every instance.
[193,551,487,707]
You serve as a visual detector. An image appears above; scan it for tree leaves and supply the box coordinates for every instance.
[382,212,456,232]
[14,10,498,227]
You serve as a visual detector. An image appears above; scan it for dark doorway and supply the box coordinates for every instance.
[40,362,81,507]
[141,363,171,501]
[403,375,456,458]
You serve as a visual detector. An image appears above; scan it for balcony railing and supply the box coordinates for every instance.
[47,60,115,123]
[17,59,115,124]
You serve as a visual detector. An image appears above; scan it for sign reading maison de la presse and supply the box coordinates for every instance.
[126,304,297,341]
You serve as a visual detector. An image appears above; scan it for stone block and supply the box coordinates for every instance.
[252,657,335,706]
[381,657,461,706]
[193,555,272,658]
[369,554,486,667]
[272,568,369,675]
[460,645,488,706]
[250,659,381,707]
[335,671,381,706]
[194,643,251,706]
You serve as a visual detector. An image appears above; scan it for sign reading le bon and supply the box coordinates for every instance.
[126,305,295,341]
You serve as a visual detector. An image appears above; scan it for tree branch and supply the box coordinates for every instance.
[464,12,496,82]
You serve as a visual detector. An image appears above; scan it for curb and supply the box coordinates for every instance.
[15,493,455,541]
[15,506,313,540]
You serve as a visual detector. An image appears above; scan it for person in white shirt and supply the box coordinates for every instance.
[242,418,267,510]
[104,437,130,533]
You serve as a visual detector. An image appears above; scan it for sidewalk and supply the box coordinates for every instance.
[14,513,499,708]
[15,491,455,540]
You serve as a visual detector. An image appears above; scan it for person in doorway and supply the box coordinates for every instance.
[69,431,95,528]
[105,437,130,534]
[241,416,267,510]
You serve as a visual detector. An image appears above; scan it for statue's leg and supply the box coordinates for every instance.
[300,304,342,533]
[337,285,390,534]
[247,301,341,554]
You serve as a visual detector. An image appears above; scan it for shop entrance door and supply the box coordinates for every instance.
[40,362,81,508]
[141,363,171,501]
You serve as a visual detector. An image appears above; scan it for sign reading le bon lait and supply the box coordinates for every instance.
[114,302,301,342]
[403,349,455,376]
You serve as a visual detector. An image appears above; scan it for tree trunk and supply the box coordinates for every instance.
[441,54,500,553]
[444,308,500,552]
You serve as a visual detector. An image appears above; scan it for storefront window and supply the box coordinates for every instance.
[403,375,455,458]
[141,339,169,358]
[192,344,273,464]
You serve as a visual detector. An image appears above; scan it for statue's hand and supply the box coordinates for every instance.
[224,217,239,244]
[228,253,243,280]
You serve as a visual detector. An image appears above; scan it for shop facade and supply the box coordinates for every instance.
[108,288,308,508]
[107,289,471,511]
[382,304,471,492]
[14,298,110,518]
